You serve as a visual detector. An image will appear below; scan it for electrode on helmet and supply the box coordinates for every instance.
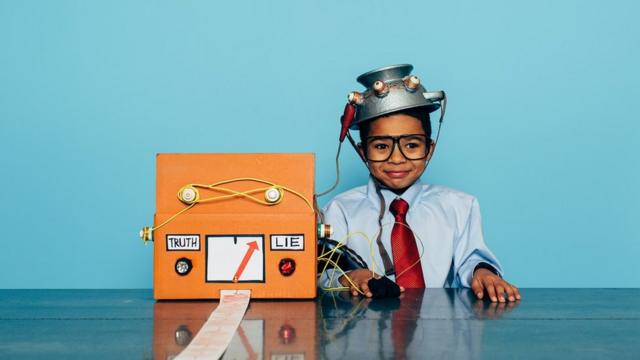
[347,91,364,105]
[403,75,420,91]
[373,80,389,97]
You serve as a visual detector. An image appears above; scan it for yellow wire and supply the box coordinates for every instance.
[317,231,379,295]
[151,177,314,233]
[194,178,314,210]
[197,186,278,206]
[319,257,365,295]
[318,222,427,293]
[391,221,426,280]
[319,291,368,340]
[279,185,314,211]
[152,204,196,231]
[317,231,377,275]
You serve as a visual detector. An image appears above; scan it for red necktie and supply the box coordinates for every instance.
[390,198,425,288]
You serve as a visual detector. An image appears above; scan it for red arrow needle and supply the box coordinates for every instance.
[233,241,259,282]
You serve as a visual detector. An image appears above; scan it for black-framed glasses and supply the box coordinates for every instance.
[364,134,431,162]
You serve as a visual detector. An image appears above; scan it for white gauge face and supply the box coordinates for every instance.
[206,235,265,282]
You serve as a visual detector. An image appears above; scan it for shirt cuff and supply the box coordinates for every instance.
[473,262,500,277]
[318,268,345,289]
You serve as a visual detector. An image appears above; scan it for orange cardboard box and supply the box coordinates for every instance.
[153,153,317,299]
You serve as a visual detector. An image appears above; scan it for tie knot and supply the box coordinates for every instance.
[390,198,409,218]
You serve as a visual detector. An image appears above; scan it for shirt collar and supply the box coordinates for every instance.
[366,176,423,211]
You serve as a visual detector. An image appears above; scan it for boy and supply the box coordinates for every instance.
[320,64,520,303]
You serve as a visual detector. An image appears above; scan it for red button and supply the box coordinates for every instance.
[279,258,296,276]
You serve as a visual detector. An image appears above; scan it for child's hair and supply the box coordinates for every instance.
[358,107,433,144]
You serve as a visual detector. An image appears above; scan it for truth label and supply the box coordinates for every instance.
[167,235,200,251]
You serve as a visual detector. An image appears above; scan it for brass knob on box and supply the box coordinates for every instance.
[264,186,283,204]
[139,226,153,243]
[178,186,199,204]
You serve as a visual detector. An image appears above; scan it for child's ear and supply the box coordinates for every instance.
[426,140,436,161]
[357,143,365,159]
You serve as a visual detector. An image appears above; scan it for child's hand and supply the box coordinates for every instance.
[471,268,521,303]
[339,269,405,298]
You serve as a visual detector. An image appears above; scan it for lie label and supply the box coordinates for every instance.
[270,234,304,251]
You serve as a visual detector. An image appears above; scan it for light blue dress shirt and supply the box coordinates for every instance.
[320,177,503,288]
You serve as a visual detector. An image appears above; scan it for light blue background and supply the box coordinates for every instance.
[1,0,638,288]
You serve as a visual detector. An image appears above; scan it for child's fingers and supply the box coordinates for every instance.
[512,285,521,300]
[483,279,498,302]
[360,281,373,298]
[504,284,517,302]
[349,283,360,296]
[496,284,506,303]
[471,277,484,299]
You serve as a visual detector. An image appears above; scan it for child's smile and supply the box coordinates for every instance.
[359,113,433,190]
[384,169,412,179]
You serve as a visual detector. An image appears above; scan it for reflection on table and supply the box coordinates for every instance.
[2,289,638,359]
[154,300,317,360]
[154,288,518,359]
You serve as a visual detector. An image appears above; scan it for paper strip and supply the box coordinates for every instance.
[175,289,251,360]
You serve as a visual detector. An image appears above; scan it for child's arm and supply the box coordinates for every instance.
[320,200,401,297]
[453,197,520,302]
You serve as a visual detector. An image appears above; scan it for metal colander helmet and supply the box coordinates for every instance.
[347,64,445,129]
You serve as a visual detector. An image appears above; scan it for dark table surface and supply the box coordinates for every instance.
[0,289,638,359]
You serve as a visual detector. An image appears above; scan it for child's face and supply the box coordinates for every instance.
[358,114,433,190]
